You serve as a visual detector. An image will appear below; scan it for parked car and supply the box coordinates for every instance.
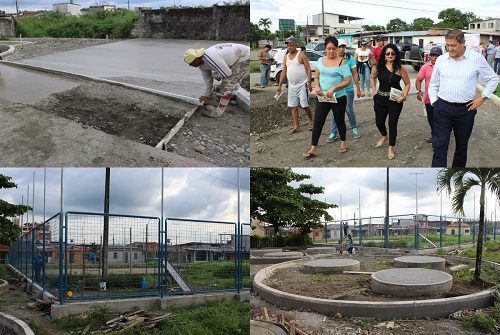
[395,43,425,71]
[269,49,324,83]
[305,41,356,56]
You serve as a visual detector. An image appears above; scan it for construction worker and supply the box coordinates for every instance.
[184,43,250,117]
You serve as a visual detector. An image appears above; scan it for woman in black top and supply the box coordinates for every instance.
[370,43,411,160]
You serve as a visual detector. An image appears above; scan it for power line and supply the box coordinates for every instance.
[193,169,250,191]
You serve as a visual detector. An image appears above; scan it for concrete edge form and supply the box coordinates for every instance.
[253,258,494,319]
[477,84,500,108]
[235,87,250,112]
[0,45,15,58]
[0,279,8,295]
[0,60,203,106]
[0,312,35,335]
[51,290,249,319]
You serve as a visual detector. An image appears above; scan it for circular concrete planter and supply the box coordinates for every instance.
[0,313,35,335]
[303,259,360,274]
[307,247,336,255]
[394,256,446,270]
[250,320,288,335]
[253,257,494,319]
[371,268,452,297]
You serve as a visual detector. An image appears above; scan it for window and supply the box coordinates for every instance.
[306,51,322,61]
[490,23,494,28]
[314,232,319,237]
[477,23,481,29]
[470,24,475,29]
[113,252,117,259]
[134,252,138,260]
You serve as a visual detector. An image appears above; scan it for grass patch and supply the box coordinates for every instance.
[311,273,331,282]
[454,269,475,283]
[27,321,51,335]
[250,60,260,73]
[55,299,249,334]
[459,241,500,264]
[494,83,500,98]
[462,311,496,333]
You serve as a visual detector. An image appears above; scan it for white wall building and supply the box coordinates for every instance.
[53,2,81,16]
[308,12,363,41]
[469,18,500,33]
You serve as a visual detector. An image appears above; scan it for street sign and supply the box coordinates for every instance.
[279,19,295,31]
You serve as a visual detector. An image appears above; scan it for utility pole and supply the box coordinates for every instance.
[16,0,19,19]
[410,172,424,249]
[321,0,325,41]
[384,168,389,248]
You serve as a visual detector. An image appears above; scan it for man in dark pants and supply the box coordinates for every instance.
[428,29,498,167]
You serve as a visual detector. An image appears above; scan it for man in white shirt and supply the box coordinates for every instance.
[184,43,250,117]
[428,29,498,167]
[276,36,314,135]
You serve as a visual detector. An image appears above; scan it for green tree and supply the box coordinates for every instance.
[362,24,385,31]
[258,17,272,30]
[386,18,408,32]
[250,168,336,239]
[0,174,31,246]
[410,17,434,31]
[436,8,478,29]
[436,168,500,282]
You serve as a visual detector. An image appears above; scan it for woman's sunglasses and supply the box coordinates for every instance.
[385,51,396,56]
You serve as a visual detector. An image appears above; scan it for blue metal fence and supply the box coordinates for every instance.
[8,211,249,304]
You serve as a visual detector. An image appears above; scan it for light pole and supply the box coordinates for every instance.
[410,172,423,249]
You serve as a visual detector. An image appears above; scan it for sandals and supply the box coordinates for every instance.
[288,128,302,135]
[339,147,348,153]
[303,151,317,159]
[308,123,314,131]
[388,152,395,160]
[376,138,387,147]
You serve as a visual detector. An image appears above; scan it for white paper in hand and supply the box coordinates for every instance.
[317,92,337,103]
[389,87,403,101]
[274,90,285,101]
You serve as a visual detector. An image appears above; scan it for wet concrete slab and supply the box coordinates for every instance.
[0,63,81,104]
[250,320,288,335]
[15,39,247,100]
[394,255,446,270]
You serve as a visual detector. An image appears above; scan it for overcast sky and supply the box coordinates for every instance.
[2,0,222,14]
[251,0,500,33]
[289,168,499,224]
[0,168,250,228]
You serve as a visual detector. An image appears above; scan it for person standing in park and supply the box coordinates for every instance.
[326,39,362,143]
[428,29,498,167]
[415,46,443,145]
[257,44,272,88]
[184,43,250,117]
[343,221,349,237]
[347,234,354,255]
[276,36,314,135]
[370,43,411,160]
[303,35,350,158]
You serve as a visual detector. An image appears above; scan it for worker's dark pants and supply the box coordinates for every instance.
[425,103,434,140]
[431,99,476,167]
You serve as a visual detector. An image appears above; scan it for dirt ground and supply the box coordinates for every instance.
[2,38,250,167]
[250,87,500,167]
[0,272,66,335]
[250,254,494,335]
[264,256,491,302]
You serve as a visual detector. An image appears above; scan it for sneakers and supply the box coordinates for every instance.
[352,128,361,139]
[326,133,338,143]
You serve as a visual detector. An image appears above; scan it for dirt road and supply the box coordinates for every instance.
[250,86,500,167]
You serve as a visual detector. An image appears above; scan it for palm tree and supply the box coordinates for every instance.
[436,168,500,282]
[258,18,272,31]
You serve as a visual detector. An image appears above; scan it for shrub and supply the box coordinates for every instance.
[462,311,496,333]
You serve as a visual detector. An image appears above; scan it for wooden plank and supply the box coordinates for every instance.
[81,323,92,335]
[116,317,144,333]
[155,105,200,149]
[284,320,309,335]
[261,307,270,321]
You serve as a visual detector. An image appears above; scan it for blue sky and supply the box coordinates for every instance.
[290,168,499,223]
[251,0,500,32]
[1,0,223,13]
[0,168,250,226]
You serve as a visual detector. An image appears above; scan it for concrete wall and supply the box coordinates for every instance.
[0,17,15,37]
[131,5,249,41]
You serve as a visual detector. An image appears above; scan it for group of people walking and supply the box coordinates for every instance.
[272,29,498,167]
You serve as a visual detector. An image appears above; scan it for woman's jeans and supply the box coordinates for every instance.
[358,63,371,92]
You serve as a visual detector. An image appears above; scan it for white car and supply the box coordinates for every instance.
[269,48,324,83]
